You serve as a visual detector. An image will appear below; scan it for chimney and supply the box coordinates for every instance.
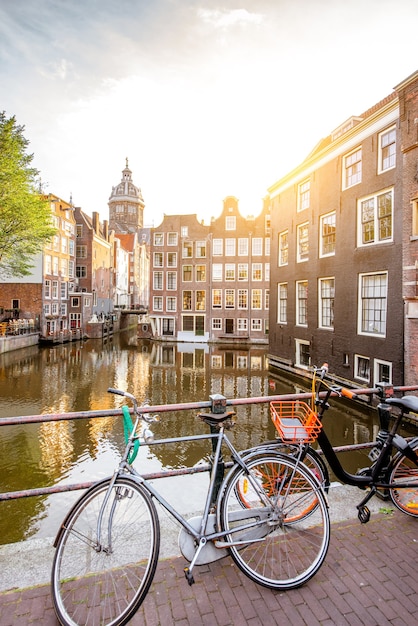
[103,220,109,241]
[92,212,100,234]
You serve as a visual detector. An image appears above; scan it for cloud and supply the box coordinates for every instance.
[197,8,264,28]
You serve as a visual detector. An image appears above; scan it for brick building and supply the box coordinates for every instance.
[268,69,418,386]
[148,197,270,344]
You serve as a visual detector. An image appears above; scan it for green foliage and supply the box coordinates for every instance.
[0,112,56,278]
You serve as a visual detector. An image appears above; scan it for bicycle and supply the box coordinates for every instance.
[269,364,418,525]
[51,388,330,626]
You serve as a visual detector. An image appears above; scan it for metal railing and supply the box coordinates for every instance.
[1,384,418,502]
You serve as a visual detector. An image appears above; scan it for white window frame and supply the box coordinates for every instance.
[212,264,222,281]
[319,211,336,258]
[237,318,248,331]
[355,354,370,382]
[252,237,263,256]
[251,319,262,331]
[225,238,236,256]
[297,223,309,263]
[357,188,393,247]
[318,277,335,329]
[378,126,396,174]
[167,232,178,246]
[295,339,310,369]
[212,318,222,330]
[225,216,236,231]
[296,280,308,326]
[238,238,249,256]
[153,271,163,290]
[278,231,288,266]
[358,271,388,337]
[153,233,164,246]
[213,239,223,256]
[225,264,235,281]
[298,179,310,211]
[238,263,248,281]
[374,358,392,385]
[343,147,362,189]
[278,283,287,324]
[238,289,248,309]
[153,296,163,311]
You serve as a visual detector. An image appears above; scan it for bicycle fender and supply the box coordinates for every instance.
[388,437,418,472]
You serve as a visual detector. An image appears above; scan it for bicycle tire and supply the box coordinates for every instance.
[388,438,418,517]
[51,476,160,626]
[218,453,330,589]
[241,442,329,489]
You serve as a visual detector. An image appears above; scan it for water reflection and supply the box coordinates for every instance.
[0,330,381,545]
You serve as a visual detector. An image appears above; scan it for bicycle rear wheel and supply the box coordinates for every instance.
[388,439,418,517]
[218,454,330,589]
[51,476,160,626]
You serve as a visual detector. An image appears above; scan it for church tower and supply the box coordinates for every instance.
[108,159,145,233]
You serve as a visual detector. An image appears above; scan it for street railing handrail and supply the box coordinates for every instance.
[1,384,418,501]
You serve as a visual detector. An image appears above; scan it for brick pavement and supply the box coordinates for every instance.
[0,511,417,625]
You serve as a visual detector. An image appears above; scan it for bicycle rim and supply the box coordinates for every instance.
[51,477,160,626]
[219,454,330,589]
[388,441,418,517]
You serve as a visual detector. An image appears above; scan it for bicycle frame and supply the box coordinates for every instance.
[94,420,279,577]
[311,371,418,517]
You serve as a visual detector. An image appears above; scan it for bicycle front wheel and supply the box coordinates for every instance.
[52,476,160,626]
[218,454,330,590]
[388,439,418,517]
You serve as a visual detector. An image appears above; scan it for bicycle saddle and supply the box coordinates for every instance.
[385,395,418,414]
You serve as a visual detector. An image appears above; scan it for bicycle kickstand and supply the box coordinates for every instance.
[356,487,377,524]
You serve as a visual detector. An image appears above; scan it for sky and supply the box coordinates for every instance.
[1,1,417,227]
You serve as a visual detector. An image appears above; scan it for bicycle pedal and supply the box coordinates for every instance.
[183,567,195,586]
[357,505,370,524]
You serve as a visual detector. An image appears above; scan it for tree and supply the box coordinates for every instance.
[0,112,56,278]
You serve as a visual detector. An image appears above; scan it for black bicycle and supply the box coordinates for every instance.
[270,364,418,524]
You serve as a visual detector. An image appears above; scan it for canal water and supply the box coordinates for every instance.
[0,329,381,546]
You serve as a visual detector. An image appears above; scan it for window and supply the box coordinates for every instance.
[238,238,249,256]
[162,318,174,336]
[238,289,248,309]
[76,266,87,278]
[359,272,387,336]
[374,359,392,384]
[153,271,163,290]
[344,147,362,188]
[278,283,287,323]
[153,252,163,267]
[237,318,248,331]
[265,289,269,310]
[167,252,177,267]
[298,179,310,211]
[76,225,83,238]
[183,241,193,258]
[153,233,164,246]
[195,291,206,311]
[166,297,177,312]
[44,303,51,316]
[320,212,336,257]
[265,237,270,256]
[295,339,310,368]
[296,280,308,326]
[167,232,178,245]
[378,127,396,173]
[212,289,222,308]
[265,263,270,282]
[196,241,206,258]
[212,264,222,281]
[213,239,223,255]
[252,263,262,281]
[76,245,87,258]
[251,289,262,310]
[355,355,370,382]
[196,265,206,281]
[226,216,236,230]
[251,319,262,331]
[60,258,68,277]
[225,264,235,281]
[238,264,248,280]
[183,265,192,281]
[71,297,80,308]
[181,226,188,238]
[225,289,235,308]
[252,237,262,256]
[45,280,51,298]
[212,318,222,330]
[61,283,67,299]
[279,231,288,266]
[153,296,163,311]
[319,278,335,329]
[183,291,192,310]
[167,271,177,290]
[265,215,271,235]
[297,223,309,262]
[358,189,393,246]
[413,198,418,237]
[225,238,236,256]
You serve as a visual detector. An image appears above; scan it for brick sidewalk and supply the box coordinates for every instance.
[1,511,417,625]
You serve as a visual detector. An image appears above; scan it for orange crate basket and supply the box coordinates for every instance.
[270,400,322,443]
